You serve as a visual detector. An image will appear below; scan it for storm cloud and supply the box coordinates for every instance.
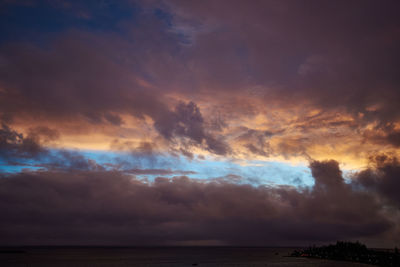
[0,158,397,246]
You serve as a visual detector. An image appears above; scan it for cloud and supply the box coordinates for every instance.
[0,158,397,246]
[1,0,400,161]
[235,128,273,157]
[0,123,106,172]
[0,27,229,156]
[356,154,400,208]
[0,33,166,120]
[154,101,229,155]
[0,122,47,160]
[161,0,400,126]
[363,124,400,148]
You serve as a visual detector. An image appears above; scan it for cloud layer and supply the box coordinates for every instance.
[0,157,398,246]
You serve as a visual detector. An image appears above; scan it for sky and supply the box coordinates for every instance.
[0,0,400,247]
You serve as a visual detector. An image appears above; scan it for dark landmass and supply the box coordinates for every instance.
[0,250,26,254]
[291,241,399,266]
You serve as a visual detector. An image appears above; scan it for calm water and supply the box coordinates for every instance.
[0,247,374,267]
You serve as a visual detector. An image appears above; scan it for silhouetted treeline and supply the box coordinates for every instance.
[291,241,399,266]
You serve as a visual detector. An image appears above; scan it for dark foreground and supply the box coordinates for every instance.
[291,242,399,267]
[0,247,374,267]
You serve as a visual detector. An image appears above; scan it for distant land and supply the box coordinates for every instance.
[291,241,399,266]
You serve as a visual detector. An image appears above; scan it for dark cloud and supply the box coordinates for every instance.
[49,150,105,171]
[356,154,400,208]
[0,33,166,120]
[364,124,400,148]
[245,143,268,157]
[310,160,344,192]
[103,112,124,126]
[237,128,273,157]
[154,101,203,141]
[0,123,46,160]
[2,0,399,156]
[163,0,400,126]
[0,29,228,156]
[0,159,396,246]
[177,148,194,159]
[154,101,229,155]
[0,123,104,171]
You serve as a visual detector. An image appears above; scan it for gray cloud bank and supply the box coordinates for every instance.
[0,157,399,247]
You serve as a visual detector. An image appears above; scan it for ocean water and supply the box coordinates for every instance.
[0,247,373,267]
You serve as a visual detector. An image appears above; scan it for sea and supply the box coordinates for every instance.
[0,247,374,266]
